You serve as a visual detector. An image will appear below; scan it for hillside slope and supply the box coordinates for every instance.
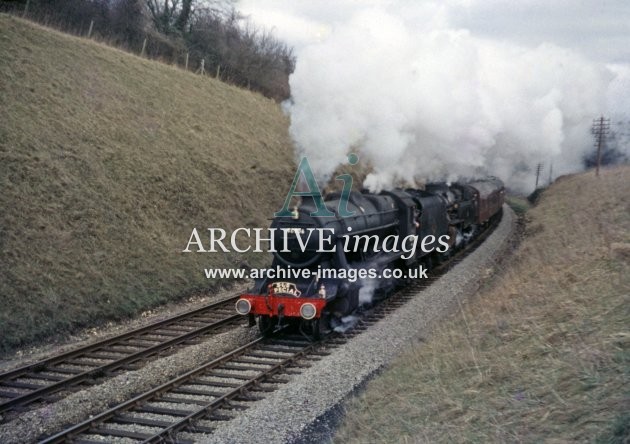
[0,15,295,351]
[337,166,630,443]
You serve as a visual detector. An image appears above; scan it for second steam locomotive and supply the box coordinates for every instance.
[236,178,504,338]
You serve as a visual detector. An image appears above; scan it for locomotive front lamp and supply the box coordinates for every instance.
[235,299,251,315]
[300,302,317,320]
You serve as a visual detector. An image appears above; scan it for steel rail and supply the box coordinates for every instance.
[38,337,268,444]
[0,295,243,413]
[38,290,421,443]
[36,211,504,442]
[143,341,318,443]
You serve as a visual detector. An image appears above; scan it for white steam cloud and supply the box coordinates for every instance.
[287,7,627,192]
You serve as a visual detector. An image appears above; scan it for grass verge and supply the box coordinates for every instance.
[335,166,630,443]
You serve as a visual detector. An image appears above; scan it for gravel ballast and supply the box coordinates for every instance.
[0,284,250,373]
[0,326,259,443]
[202,206,516,444]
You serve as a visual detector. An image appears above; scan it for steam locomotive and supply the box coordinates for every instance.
[235,178,505,338]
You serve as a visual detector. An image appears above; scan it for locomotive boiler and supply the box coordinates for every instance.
[236,178,505,339]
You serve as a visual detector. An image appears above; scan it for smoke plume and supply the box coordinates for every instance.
[287,7,627,192]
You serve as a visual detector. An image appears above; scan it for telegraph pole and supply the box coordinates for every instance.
[535,162,544,189]
[591,116,610,177]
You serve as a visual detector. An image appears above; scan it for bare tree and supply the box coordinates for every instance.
[145,0,232,35]
[186,9,295,99]
[174,0,193,32]
[12,0,295,101]
[110,0,146,47]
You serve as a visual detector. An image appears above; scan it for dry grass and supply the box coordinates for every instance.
[336,166,630,443]
[0,15,295,352]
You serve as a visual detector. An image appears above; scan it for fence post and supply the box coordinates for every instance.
[22,0,30,17]
[141,37,147,57]
[216,64,220,79]
[87,20,94,38]
[185,52,189,70]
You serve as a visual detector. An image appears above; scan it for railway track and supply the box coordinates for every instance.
[39,288,420,444]
[33,213,503,443]
[0,295,245,415]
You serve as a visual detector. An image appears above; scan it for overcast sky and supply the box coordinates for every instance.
[238,0,630,65]
[235,1,628,189]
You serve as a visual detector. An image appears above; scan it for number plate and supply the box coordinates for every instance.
[270,282,302,297]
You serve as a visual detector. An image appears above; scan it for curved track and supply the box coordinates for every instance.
[10,213,504,443]
[0,296,244,414]
[39,293,419,444]
[37,215,501,443]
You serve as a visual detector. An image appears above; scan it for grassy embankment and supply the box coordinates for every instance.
[0,14,295,352]
[336,166,630,443]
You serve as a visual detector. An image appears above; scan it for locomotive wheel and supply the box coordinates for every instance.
[258,316,277,337]
[306,318,321,341]
[299,313,330,341]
